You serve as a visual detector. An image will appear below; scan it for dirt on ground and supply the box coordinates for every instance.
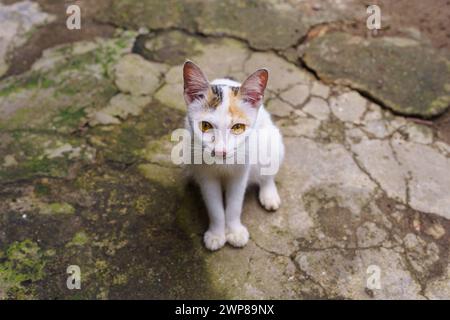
[367,0,450,52]
[336,0,450,53]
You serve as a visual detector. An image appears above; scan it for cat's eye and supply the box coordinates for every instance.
[231,123,246,135]
[200,121,213,132]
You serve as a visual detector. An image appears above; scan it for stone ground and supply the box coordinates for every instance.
[0,0,449,299]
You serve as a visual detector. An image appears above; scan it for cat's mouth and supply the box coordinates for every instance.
[200,144,246,162]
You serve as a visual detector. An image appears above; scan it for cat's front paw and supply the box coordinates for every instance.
[259,187,281,211]
[226,225,249,248]
[204,230,226,251]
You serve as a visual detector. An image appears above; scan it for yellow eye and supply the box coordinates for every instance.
[200,121,213,132]
[231,123,246,135]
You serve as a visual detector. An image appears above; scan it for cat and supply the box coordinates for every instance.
[183,61,284,251]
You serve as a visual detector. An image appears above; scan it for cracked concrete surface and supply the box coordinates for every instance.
[0,0,55,77]
[0,0,449,300]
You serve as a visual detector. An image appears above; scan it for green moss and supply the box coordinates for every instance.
[0,31,136,134]
[112,274,128,285]
[0,157,63,181]
[91,100,184,165]
[175,191,205,237]
[138,164,180,190]
[67,231,89,247]
[34,183,51,196]
[39,202,75,215]
[0,107,35,130]
[11,131,22,139]
[134,195,153,215]
[0,73,55,97]
[52,106,86,127]
[24,157,66,177]
[0,128,97,182]
[0,240,46,299]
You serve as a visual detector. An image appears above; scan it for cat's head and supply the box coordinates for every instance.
[183,61,268,160]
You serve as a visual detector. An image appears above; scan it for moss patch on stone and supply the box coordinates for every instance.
[0,240,46,299]
[88,100,184,165]
[0,132,94,182]
[67,231,90,247]
[100,0,316,50]
[39,202,75,216]
[133,30,208,65]
[0,31,136,133]
[303,33,450,118]
[0,32,140,183]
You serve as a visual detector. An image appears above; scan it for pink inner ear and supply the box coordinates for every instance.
[183,62,209,103]
[240,69,268,107]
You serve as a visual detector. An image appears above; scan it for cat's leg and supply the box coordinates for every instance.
[256,126,283,211]
[224,170,250,247]
[199,177,226,251]
[258,175,281,211]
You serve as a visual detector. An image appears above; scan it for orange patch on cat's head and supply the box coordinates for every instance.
[228,89,248,122]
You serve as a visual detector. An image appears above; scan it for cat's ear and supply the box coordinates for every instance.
[183,61,209,104]
[239,69,268,108]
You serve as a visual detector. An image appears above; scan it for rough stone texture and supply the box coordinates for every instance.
[114,54,168,96]
[279,117,321,138]
[0,32,136,131]
[245,52,312,93]
[0,1,55,76]
[311,81,331,99]
[425,264,450,300]
[303,97,330,120]
[133,30,207,66]
[1,2,449,301]
[89,94,152,126]
[100,0,348,51]
[295,248,424,299]
[351,139,407,203]
[266,99,294,118]
[303,33,450,118]
[330,91,367,123]
[280,84,310,107]
[392,140,450,219]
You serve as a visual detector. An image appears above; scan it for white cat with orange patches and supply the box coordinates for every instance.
[183,61,284,251]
